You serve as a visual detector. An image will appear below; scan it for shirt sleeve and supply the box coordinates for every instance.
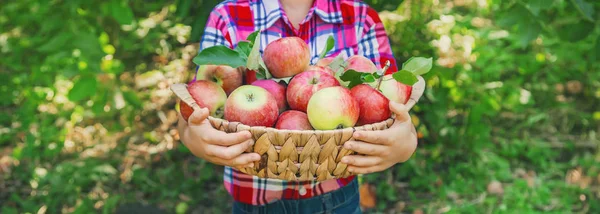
[193,7,234,82]
[356,6,398,74]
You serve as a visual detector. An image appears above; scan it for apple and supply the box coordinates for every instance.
[286,70,340,112]
[305,65,335,76]
[306,86,360,130]
[242,67,258,85]
[179,100,194,121]
[378,74,413,104]
[263,37,310,78]
[224,85,279,127]
[315,56,336,67]
[350,84,392,125]
[179,80,228,121]
[196,64,243,95]
[344,55,378,73]
[251,79,288,113]
[275,110,313,130]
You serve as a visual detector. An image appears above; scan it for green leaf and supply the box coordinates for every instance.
[557,20,595,42]
[518,20,541,48]
[122,90,142,108]
[247,30,259,44]
[246,31,263,71]
[392,70,419,85]
[258,60,272,79]
[596,34,600,61]
[68,75,98,102]
[110,0,134,25]
[526,0,551,16]
[328,55,346,73]
[571,0,595,21]
[339,69,365,88]
[361,73,376,83]
[319,36,335,59]
[175,0,193,19]
[402,57,433,76]
[193,46,247,68]
[38,33,72,52]
[234,41,252,60]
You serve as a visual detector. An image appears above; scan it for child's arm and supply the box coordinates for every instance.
[340,6,419,174]
[177,8,261,169]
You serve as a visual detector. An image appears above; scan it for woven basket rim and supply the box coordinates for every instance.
[207,116,395,134]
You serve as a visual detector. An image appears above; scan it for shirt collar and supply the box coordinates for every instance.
[256,0,343,29]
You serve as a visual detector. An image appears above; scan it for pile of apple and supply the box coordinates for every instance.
[180,35,428,131]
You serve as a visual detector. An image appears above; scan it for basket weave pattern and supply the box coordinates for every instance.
[170,75,425,182]
[209,116,395,181]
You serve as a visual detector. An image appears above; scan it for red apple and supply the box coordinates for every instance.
[196,64,243,95]
[306,86,360,130]
[179,100,194,121]
[316,56,336,67]
[243,68,258,85]
[305,65,335,76]
[179,80,228,121]
[251,79,288,113]
[224,85,279,127]
[378,74,412,104]
[263,37,310,78]
[350,84,392,125]
[275,110,313,130]
[344,55,378,73]
[286,71,340,112]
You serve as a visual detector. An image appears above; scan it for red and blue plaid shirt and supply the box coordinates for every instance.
[196,0,398,205]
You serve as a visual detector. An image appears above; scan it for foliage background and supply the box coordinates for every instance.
[1,0,599,213]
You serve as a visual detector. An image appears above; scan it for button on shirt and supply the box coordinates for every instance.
[196,0,399,205]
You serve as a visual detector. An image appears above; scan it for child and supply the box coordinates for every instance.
[177,0,420,213]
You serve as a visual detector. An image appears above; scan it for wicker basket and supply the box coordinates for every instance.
[170,76,425,182]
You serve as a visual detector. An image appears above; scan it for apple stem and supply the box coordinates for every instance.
[375,60,391,91]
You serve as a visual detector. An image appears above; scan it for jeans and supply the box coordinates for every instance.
[232,178,361,214]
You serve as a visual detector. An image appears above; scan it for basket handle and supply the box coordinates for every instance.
[170,83,204,112]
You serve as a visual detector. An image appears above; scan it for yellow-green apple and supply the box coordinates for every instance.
[179,80,228,121]
[344,55,378,73]
[286,70,340,112]
[306,86,360,130]
[251,79,288,113]
[315,56,336,67]
[196,64,243,95]
[275,110,313,130]
[305,65,335,76]
[263,37,310,78]
[224,85,279,127]
[350,84,391,125]
[378,74,413,104]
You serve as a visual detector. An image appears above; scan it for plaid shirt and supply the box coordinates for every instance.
[196,0,398,205]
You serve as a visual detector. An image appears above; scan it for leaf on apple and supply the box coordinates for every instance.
[247,31,262,70]
[271,76,293,84]
[361,73,376,83]
[392,70,419,85]
[318,35,335,60]
[402,57,433,76]
[193,46,247,68]
[234,41,252,61]
[247,30,259,44]
[340,69,369,88]
[246,30,272,80]
[328,54,346,72]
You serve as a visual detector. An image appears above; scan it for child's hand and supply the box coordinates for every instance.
[341,101,418,174]
[177,107,261,170]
